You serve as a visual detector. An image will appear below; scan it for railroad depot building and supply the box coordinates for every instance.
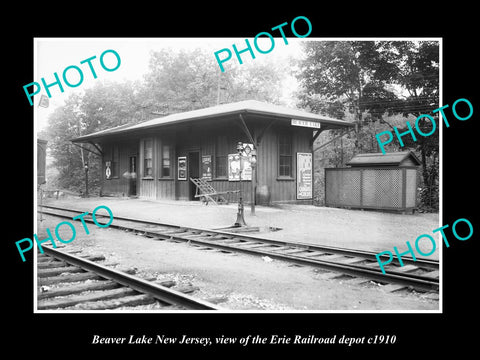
[72,100,353,204]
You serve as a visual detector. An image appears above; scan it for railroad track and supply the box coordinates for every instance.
[39,204,440,294]
[37,245,221,311]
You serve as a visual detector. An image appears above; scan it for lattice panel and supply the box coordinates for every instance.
[325,170,361,206]
[362,169,402,208]
[325,170,339,205]
[405,169,417,207]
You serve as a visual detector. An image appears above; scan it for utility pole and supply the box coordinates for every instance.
[234,146,247,227]
[216,70,227,105]
[217,70,220,105]
[84,161,89,197]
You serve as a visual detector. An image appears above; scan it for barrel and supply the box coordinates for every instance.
[256,185,271,205]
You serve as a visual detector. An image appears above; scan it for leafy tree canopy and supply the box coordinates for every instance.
[296,40,439,210]
[43,47,288,194]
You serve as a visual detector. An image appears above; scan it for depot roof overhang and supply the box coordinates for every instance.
[71,99,354,143]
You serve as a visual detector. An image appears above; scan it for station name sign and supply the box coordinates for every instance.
[291,119,321,129]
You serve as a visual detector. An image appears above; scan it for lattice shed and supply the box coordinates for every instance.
[325,151,421,213]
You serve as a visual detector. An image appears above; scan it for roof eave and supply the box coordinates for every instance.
[71,107,353,143]
[243,108,354,127]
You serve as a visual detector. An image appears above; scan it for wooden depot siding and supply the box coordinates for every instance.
[74,100,354,204]
[172,118,253,201]
[101,140,137,196]
[138,134,176,200]
[255,122,312,203]
[138,137,155,199]
[100,115,314,204]
[156,133,176,200]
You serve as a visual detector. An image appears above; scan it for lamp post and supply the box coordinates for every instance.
[249,148,257,215]
[234,142,247,227]
[233,142,257,226]
[84,161,89,198]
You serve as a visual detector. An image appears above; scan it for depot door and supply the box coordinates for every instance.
[188,151,200,200]
[128,156,137,196]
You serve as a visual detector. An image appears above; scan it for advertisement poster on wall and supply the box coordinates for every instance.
[201,155,212,180]
[296,152,312,200]
[177,156,187,180]
[228,153,252,181]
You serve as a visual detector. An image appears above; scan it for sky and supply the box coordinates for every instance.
[33,37,440,134]
[34,37,305,133]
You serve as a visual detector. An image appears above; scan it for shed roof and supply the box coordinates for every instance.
[346,151,421,167]
[72,100,353,143]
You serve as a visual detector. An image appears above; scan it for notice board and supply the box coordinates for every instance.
[296,152,312,200]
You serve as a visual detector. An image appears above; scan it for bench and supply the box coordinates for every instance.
[190,178,240,205]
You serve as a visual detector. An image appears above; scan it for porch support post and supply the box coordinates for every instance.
[237,114,257,215]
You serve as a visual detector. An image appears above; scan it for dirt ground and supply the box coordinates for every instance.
[40,196,441,260]
[36,209,440,311]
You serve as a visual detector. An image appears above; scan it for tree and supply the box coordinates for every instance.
[44,81,144,195]
[80,80,147,129]
[221,59,284,104]
[139,47,285,115]
[381,41,440,210]
[45,94,97,194]
[296,41,401,153]
[296,40,440,210]
[44,47,288,195]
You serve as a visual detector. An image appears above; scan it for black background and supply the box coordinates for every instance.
[5,4,478,356]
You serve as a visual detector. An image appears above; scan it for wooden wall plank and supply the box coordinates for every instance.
[99,115,313,204]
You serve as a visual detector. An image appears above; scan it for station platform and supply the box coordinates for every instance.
[38,196,440,260]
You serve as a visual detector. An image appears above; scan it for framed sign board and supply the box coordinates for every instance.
[201,155,212,181]
[291,119,321,129]
[228,154,252,181]
[105,161,112,180]
[296,152,312,200]
[178,156,187,180]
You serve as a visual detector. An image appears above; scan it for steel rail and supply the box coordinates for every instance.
[159,232,439,291]
[39,205,439,292]
[39,204,438,268]
[41,246,221,310]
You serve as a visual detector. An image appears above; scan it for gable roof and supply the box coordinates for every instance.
[346,151,422,167]
[72,100,353,143]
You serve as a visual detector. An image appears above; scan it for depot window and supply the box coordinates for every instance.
[215,135,228,178]
[112,145,119,178]
[161,144,172,178]
[143,139,153,177]
[105,145,119,179]
[278,133,292,177]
